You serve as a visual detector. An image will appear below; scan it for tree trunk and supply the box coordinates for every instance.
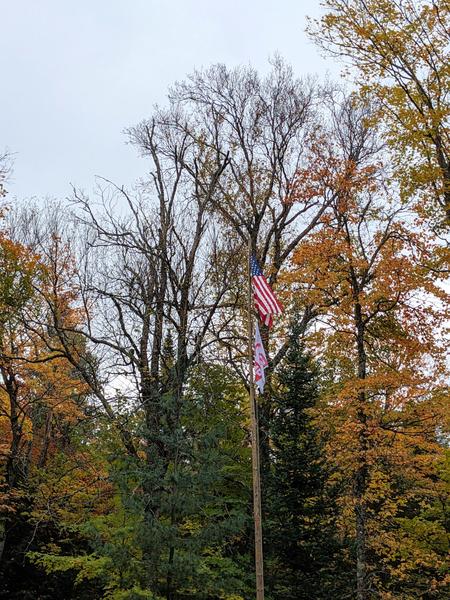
[1,368,22,568]
[0,521,5,564]
[354,302,369,600]
[433,133,450,225]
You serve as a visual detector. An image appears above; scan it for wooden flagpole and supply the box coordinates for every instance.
[247,238,265,600]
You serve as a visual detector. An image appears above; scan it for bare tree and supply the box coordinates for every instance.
[130,63,383,471]
[0,150,13,200]
[128,63,327,465]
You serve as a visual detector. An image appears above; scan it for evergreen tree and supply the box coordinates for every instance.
[264,328,352,599]
[28,363,253,600]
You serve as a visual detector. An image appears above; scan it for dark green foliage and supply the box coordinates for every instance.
[0,470,105,600]
[36,364,254,600]
[264,329,352,599]
[132,364,253,599]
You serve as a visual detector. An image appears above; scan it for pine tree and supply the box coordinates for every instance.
[264,327,352,599]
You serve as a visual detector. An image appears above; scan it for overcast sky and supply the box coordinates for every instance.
[1,1,340,201]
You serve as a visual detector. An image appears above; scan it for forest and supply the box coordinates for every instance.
[0,1,449,599]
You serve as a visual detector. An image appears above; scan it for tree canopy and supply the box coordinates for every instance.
[1,34,449,600]
[309,0,450,227]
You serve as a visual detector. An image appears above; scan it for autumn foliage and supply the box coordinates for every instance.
[0,49,449,600]
[284,131,449,598]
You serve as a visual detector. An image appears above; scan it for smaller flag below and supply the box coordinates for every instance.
[250,255,283,328]
[254,322,268,394]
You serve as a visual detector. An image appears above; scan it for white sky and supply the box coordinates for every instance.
[1,1,339,201]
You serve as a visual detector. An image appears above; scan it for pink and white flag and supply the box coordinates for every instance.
[253,322,268,394]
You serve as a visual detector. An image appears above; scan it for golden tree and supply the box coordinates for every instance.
[309,0,450,226]
[0,223,94,570]
[284,131,449,598]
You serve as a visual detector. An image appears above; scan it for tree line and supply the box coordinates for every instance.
[1,2,449,599]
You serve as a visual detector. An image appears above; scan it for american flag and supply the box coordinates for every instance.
[250,255,283,328]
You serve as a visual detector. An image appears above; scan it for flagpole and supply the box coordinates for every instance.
[247,238,265,600]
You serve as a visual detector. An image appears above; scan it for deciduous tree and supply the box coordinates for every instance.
[286,130,449,597]
[309,0,450,226]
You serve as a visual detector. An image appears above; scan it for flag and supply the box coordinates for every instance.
[250,255,283,328]
[253,322,268,394]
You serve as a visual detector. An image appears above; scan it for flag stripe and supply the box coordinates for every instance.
[253,276,282,313]
[250,254,283,329]
[253,279,273,311]
[253,300,272,328]
[253,278,282,314]
[253,288,271,315]
[254,280,276,313]
[255,275,282,312]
